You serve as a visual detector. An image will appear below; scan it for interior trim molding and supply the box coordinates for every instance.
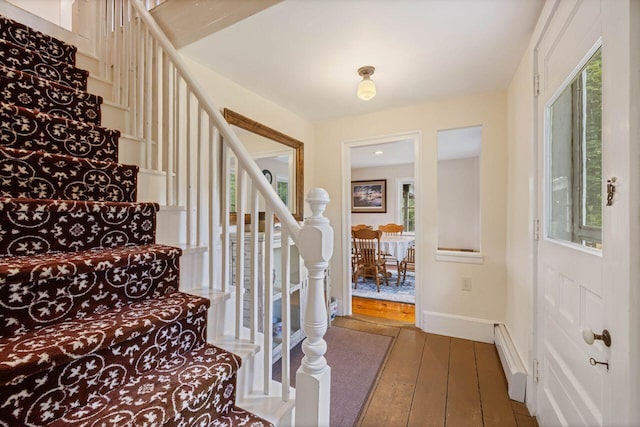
[341,130,422,326]
[435,249,484,264]
[421,310,496,343]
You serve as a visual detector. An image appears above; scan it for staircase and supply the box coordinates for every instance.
[0,13,272,426]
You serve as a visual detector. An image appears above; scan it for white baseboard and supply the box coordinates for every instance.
[421,310,495,344]
[494,323,527,402]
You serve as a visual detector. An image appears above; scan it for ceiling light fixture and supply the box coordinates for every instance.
[374,150,383,155]
[357,66,376,101]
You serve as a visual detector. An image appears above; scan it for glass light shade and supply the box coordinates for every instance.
[357,77,376,101]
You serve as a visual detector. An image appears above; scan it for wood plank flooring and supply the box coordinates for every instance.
[352,296,416,323]
[338,317,537,427]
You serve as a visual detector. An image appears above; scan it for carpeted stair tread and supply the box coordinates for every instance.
[0,102,119,161]
[0,291,210,387]
[0,146,137,202]
[1,311,208,426]
[0,15,77,64]
[0,65,102,124]
[0,38,88,90]
[0,197,158,256]
[211,406,274,427]
[0,243,180,286]
[0,244,181,338]
[48,344,245,427]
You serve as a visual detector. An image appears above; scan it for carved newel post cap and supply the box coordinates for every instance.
[306,188,330,219]
[300,188,333,261]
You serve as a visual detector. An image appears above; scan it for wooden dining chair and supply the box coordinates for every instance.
[351,228,388,291]
[400,246,415,284]
[377,223,404,283]
[378,223,403,235]
[351,224,373,232]
[350,224,373,278]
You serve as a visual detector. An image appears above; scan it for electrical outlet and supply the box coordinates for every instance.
[462,277,472,291]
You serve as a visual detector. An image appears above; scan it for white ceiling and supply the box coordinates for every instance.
[181,0,543,121]
[437,126,482,160]
[351,139,414,169]
[350,125,481,169]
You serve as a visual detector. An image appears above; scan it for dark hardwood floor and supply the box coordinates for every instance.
[333,317,537,427]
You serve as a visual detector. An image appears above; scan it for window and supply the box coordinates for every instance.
[277,178,288,206]
[436,126,481,253]
[548,48,602,249]
[398,180,415,233]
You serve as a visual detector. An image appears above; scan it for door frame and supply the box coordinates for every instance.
[530,0,640,422]
[340,131,422,326]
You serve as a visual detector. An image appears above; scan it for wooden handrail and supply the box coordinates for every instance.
[128,0,301,241]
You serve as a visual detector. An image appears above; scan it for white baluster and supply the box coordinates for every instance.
[208,125,218,291]
[220,145,230,293]
[136,21,144,137]
[281,228,291,402]
[185,90,192,245]
[173,74,181,207]
[235,167,246,339]
[263,206,274,393]
[165,62,174,206]
[145,27,152,169]
[296,188,333,426]
[156,45,163,172]
[196,107,202,246]
[249,186,259,344]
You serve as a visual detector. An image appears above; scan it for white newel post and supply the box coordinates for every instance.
[296,188,333,426]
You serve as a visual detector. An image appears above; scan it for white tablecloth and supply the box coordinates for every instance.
[380,235,415,259]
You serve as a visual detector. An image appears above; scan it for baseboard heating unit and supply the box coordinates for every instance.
[494,323,527,402]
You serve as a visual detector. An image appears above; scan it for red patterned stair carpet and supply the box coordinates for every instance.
[0,14,271,427]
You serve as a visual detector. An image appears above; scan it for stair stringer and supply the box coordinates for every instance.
[211,338,296,426]
[209,289,297,426]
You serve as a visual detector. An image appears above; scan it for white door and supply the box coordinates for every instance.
[535,1,636,425]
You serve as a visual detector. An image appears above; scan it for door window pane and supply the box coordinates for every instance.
[548,48,602,248]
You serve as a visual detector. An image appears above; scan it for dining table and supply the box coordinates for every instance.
[380,235,415,260]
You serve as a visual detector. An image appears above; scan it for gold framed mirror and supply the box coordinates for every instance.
[223,108,304,221]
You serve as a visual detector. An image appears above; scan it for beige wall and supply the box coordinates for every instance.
[315,91,508,324]
[181,55,316,213]
[351,163,415,229]
[437,157,480,251]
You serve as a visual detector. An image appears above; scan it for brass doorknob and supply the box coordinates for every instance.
[581,328,612,347]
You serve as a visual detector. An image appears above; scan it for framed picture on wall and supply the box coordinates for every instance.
[351,179,387,213]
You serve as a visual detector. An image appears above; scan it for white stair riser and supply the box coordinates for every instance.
[101,101,128,132]
[205,294,227,341]
[76,51,101,76]
[137,169,167,204]
[179,248,205,289]
[156,207,187,244]
[87,75,113,101]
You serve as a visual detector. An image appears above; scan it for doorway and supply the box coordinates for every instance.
[341,132,421,324]
[532,1,638,424]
